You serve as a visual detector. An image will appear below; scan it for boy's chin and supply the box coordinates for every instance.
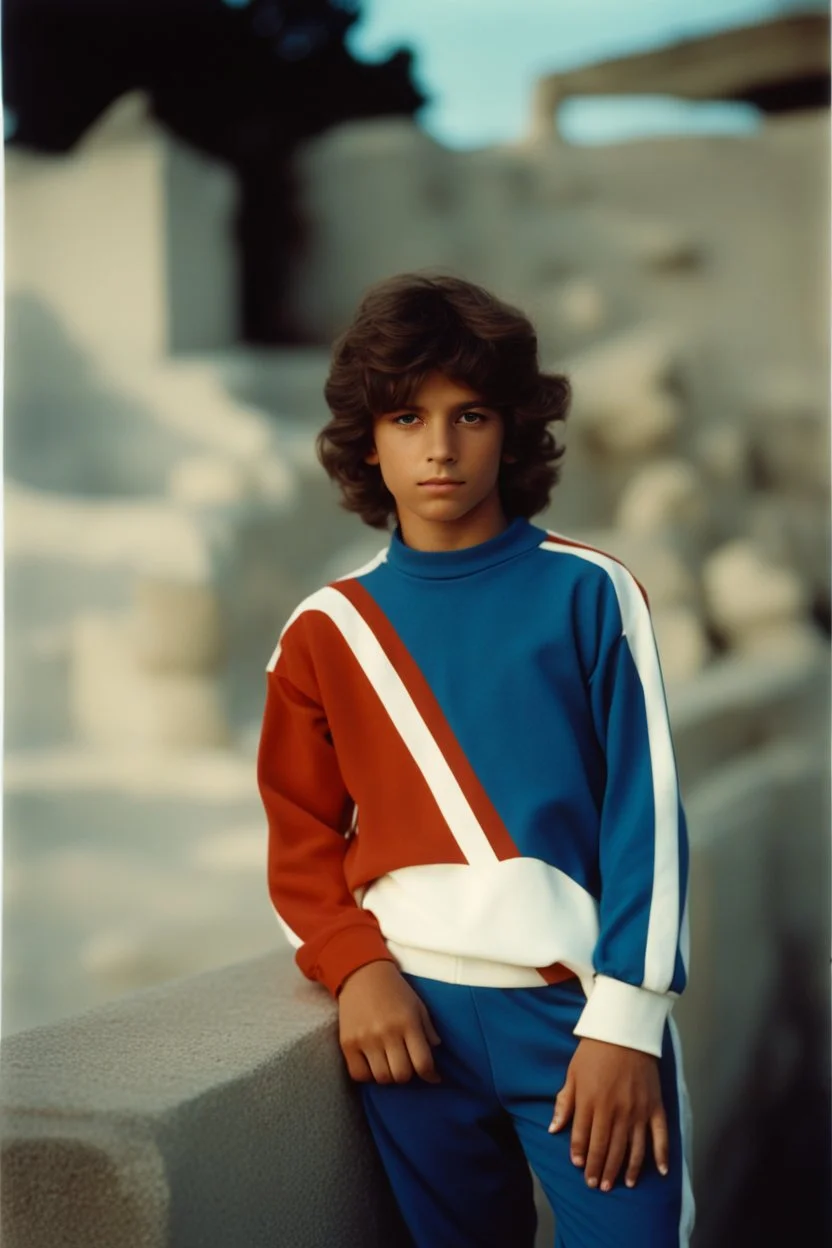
[408,500,473,523]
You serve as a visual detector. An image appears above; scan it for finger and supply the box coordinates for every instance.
[364,1045,394,1085]
[404,1025,441,1084]
[343,1046,373,1083]
[599,1119,629,1193]
[418,1002,442,1048]
[650,1106,670,1177]
[549,1074,575,1133]
[625,1123,647,1188]
[584,1113,613,1189]
[384,1036,417,1084]
[569,1099,593,1169]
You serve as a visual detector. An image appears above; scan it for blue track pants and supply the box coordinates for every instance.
[360,974,694,1248]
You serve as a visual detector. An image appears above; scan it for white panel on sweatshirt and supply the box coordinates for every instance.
[361,858,599,975]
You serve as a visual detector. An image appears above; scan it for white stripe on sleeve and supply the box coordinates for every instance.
[540,536,681,993]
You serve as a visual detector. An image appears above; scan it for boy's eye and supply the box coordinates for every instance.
[389,409,489,426]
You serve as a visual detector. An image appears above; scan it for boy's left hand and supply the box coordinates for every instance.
[548,1037,669,1192]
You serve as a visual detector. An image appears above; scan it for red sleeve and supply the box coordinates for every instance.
[257,611,395,996]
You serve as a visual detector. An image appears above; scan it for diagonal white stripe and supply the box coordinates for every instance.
[280,585,499,868]
[540,535,681,993]
[266,547,388,672]
[334,547,389,582]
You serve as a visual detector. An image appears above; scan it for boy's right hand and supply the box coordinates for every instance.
[337,960,442,1085]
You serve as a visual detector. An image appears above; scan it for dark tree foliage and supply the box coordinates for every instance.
[3,0,426,343]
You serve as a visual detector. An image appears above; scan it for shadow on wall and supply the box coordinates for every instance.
[694,935,831,1248]
[4,293,195,497]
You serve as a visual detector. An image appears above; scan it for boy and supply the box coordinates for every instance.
[257,273,694,1247]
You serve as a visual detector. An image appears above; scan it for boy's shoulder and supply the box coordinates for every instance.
[533,526,649,603]
[267,526,649,670]
[266,542,390,670]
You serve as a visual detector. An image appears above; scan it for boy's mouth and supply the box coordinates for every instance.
[419,478,464,487]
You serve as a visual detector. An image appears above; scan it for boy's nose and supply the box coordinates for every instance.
[426,425,457,463]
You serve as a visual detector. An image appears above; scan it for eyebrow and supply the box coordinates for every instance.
[390,398,494,414]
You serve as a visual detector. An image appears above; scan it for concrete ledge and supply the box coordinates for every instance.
[2,1123,167,1248]
[676,740,827,1158]
[668,649,828,791]
[1,953,408,1248]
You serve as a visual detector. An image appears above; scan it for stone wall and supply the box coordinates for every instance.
[5,94,236,362]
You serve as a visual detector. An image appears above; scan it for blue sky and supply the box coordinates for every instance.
[347,0,823,146]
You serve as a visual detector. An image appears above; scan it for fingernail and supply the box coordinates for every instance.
[601,1181,610,1193]
[659,1164,668,1176]
[587,1176,598,1189]
[572,1154,584,1167]
[626,1178,635,1189]
[547,1122,557,1134]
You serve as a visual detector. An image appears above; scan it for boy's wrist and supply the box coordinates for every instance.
[310,923,397,998]
[337,958,401,997]
[573,974,674,1058]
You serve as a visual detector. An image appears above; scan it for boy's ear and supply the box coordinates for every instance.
[365,447,380,465]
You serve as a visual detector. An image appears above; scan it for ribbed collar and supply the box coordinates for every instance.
[386,517,544,580]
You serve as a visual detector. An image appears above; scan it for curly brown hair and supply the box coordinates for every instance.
[317,272,571,528]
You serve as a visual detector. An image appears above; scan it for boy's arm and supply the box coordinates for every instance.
[575,570,689,1059]
[551,568,688,1190]
[257,613,396,997]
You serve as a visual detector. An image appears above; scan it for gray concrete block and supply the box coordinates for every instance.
[0,952,408,1248]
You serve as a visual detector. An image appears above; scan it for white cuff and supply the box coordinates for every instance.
[573,974,674,1057]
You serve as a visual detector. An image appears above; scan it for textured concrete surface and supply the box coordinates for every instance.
[1,952,409,1248]
[1,1125,168,1248]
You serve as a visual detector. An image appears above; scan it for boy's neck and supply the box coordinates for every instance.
[397,500,510,553]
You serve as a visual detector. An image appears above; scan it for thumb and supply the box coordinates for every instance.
[549,1072,575,1134]
[419,1002,441,1047]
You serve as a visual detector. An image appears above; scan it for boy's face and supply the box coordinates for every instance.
[366,371,510,551]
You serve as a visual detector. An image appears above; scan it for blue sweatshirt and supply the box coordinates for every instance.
[258,516,690,1057]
